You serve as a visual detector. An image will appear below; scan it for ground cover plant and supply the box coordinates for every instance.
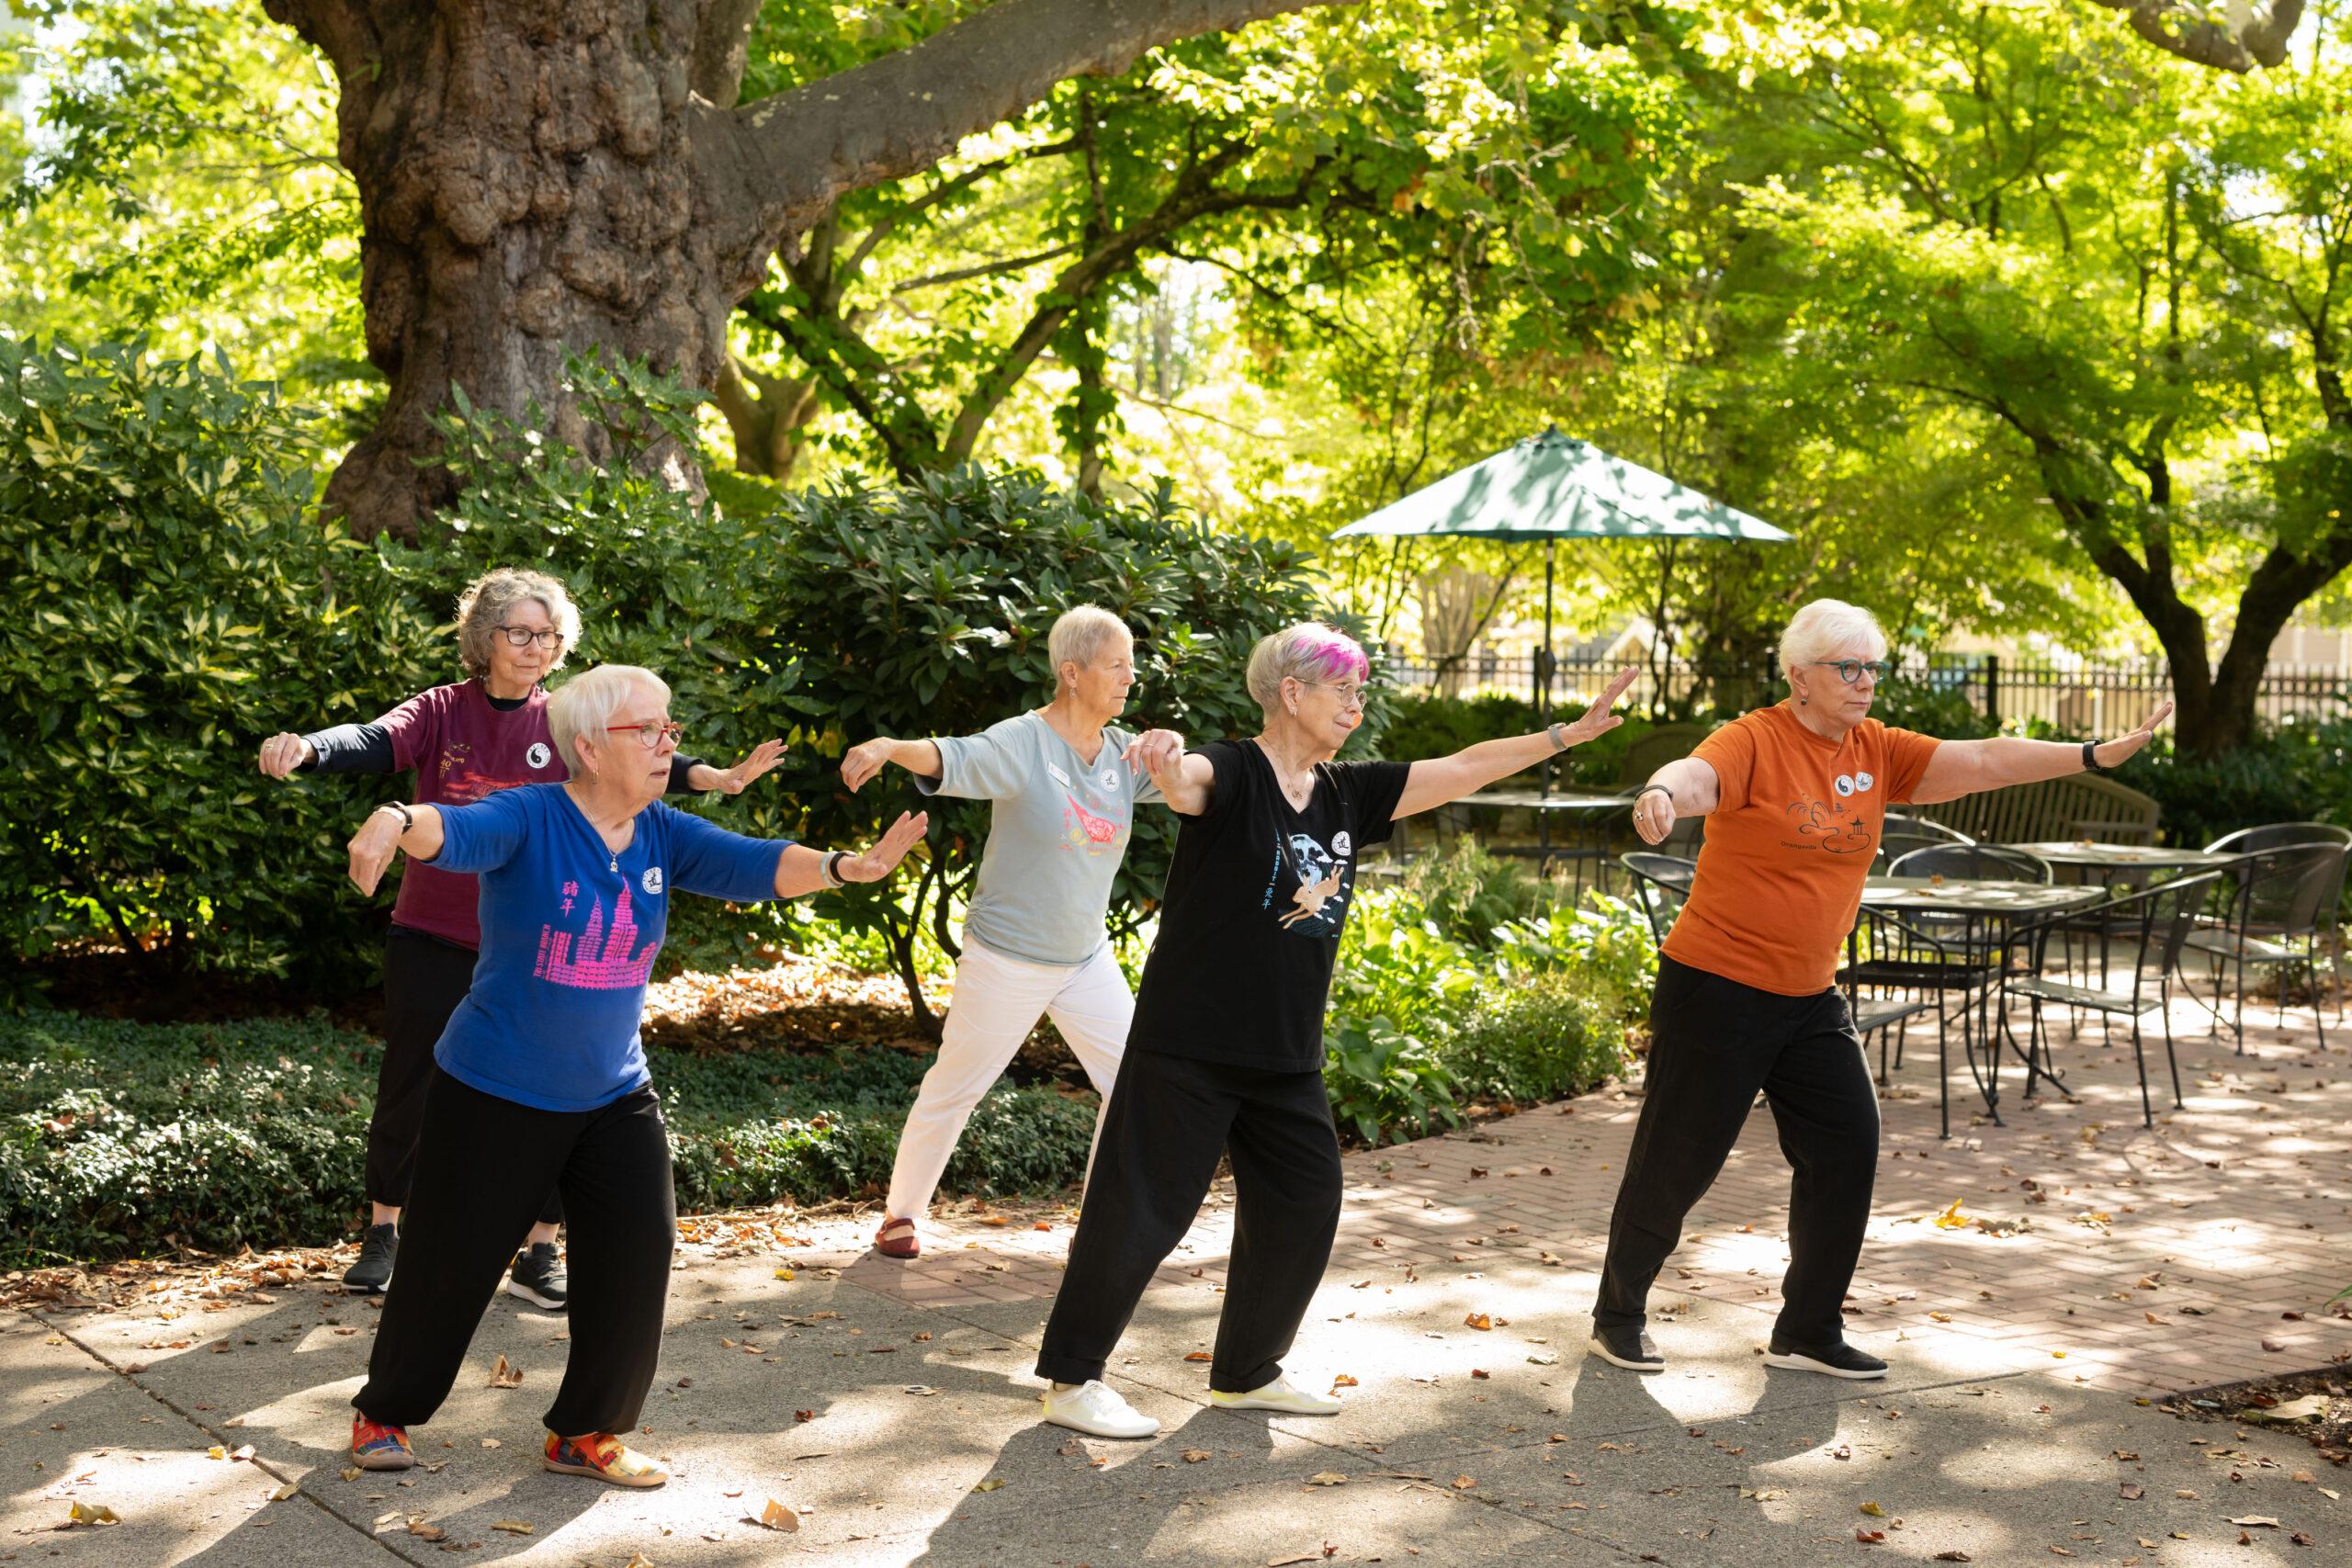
[0,1009,1094,1267]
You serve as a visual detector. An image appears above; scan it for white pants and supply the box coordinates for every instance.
[885,936,1133,1222]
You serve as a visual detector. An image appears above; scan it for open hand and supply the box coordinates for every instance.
[346,810,404,896]
[841,738,897,793]
[1561,665,1642,747]
[711,738,786,795]
[840,810,930,883]
[259,732,313,779]
[2094,698,2173,769]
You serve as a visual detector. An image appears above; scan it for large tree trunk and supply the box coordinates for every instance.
[263,0,1350,540]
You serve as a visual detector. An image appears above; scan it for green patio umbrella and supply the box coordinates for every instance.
[1331,428,1792,843]
[1331,426,1792,724]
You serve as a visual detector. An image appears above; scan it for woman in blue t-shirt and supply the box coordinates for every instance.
[334,664,928,1489]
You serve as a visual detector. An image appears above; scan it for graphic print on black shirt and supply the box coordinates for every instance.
[1128,739,1411,1073]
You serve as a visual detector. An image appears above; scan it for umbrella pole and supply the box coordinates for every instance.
[1538,540,1555,868]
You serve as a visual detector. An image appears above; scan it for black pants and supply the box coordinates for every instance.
[1593,954,1880,1348]
[374,926,561,1229]
[1036,1049,1340,1393]
[354,1070,674,1436]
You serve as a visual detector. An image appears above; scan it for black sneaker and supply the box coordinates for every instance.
[1764,1338,1888,1380]
[505,1242,569,1311]
[344,1223,398,1294]
[1588,1324,1664,1371]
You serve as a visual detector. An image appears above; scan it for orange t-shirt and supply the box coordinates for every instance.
[1660,703,1942,996]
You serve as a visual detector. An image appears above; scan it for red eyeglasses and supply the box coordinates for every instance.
[605,721,683,750]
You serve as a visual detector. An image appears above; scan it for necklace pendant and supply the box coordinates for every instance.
[608,852,618,874]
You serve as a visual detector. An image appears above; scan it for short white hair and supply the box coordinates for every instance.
[547,664,670,774]
[1244,622,1369,713]
[1779,599,1888,681]
[1047,606,1132,685]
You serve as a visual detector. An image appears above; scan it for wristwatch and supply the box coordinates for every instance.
[2080,740,2107,774]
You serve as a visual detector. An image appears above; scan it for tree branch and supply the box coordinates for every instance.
[2084,0,2304,73]
[690,0,766,110]
[694,0,1346,291]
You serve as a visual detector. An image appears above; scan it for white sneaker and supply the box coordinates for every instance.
[1206,1374,1343,1416]
[1039,1380,1160,1439]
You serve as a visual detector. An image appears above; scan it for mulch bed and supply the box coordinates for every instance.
[2165,1361,2352,1469]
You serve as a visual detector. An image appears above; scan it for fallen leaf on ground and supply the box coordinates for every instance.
[268,1483,299,1501]
[1933,1552,1972,1562]
[2245,1394,2329,1422]
[490,1519,533,1535]
[1464,1313,1493,1331]
[479,1437,501,1449]
[338,1466,361,1482]
[1183,1351,1213,1362]
[2120,1483,2144,1500]
[1856,1528,1886,1543]
[1330,1373,1359,1389]
[1933,1201,1966,1229]
[207,1445,226,1460]
[1453,1475,1477,1489]
[1860,1501,1885,1516]
[488,1354,523,1389]
[1182,1450,1213,1463]
[1268,1553,1325,1567]
[757,1497,801,1532]
[64,1501,119,1528]
[1306,1472,1348,1486]
[972,1478,1005,1493]
[408,1523,445,1541]
[2229,1516,2282,1529]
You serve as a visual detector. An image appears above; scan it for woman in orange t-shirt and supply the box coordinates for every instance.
[1589,599,2170,1381]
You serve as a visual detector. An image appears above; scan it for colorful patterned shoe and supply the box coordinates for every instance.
[350,1415,413,1471]
[542,1430,669,1488]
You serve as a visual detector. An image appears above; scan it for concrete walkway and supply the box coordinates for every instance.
[5,1002,2346,1564]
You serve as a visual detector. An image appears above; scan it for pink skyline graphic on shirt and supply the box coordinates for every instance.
[534,888,659,990]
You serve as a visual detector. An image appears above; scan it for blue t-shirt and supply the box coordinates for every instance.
[426,784,788,1111]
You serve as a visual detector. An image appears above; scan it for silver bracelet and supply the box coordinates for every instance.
[1547,721,1569,752]
[821,850,848,887]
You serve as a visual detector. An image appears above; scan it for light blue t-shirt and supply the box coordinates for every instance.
[427,784,787,1111]
[918,712,1163,966]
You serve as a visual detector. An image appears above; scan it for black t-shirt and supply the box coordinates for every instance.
[1128,739,1412,1072]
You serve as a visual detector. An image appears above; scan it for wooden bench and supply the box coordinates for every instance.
[1913,772,2160,846]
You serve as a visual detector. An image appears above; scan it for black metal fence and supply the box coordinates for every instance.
[1382,649,2352,732]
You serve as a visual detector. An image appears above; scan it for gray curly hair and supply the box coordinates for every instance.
[453,568,582,681]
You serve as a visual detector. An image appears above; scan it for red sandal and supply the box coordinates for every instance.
[874,1216,920,1259]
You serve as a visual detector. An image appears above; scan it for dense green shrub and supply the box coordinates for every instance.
[1397,839,1550,947]
[6,341,1372,999]
[1440,969,1630,1105]
[0,338,446,989]
[2129,715,2352,850]
[1322,1015,1462,1147]
[0,1009,1094,1264]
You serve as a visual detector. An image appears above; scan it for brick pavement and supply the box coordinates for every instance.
[822,996,2352,1398]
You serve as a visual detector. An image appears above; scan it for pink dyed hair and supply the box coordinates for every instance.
[1245,621,1369,710]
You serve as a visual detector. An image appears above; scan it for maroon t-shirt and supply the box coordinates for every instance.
[381,681,571,947]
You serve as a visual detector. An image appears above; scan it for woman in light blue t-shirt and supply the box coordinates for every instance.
[842,607,1165,1259]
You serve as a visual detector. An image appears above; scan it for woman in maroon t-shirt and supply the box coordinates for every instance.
[259,568,782,1304]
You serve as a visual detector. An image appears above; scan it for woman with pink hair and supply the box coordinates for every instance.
[1030,621,1637,1438]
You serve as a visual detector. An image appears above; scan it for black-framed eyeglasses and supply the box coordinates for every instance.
[494,625,565,649]
[1813,660,1894,685]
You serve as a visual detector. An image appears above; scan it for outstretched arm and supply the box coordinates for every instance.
[774,810,931,897]
[1391,666,1640,819]
[1629,759,1723,845]
[346,804,446,894]
[1910,701,2172,805]
[1124,728,1215,815]
[841,738,944,791]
